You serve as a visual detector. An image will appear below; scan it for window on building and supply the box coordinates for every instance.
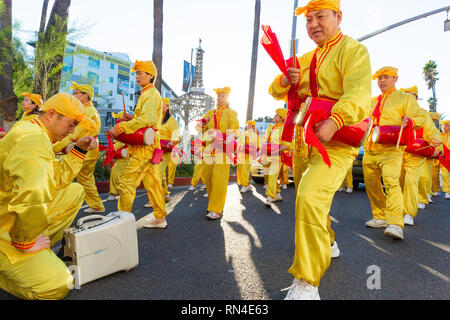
[130,94,133,101]
[88,71,99,85]
[93,87,99,94]
[88,56,100,69]
[109,77,114,83]
[110,63,115,70]
[108,90,113,96]
[108,103,113,109]
[130,81,135,89]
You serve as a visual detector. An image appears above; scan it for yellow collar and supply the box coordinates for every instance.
[317,30,343,51]
[381,87,396,97]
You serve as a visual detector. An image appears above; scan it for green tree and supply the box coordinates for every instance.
[423,60,439,113]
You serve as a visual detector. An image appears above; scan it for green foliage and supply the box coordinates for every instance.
[94,152,111,182]
[175,162,195,177]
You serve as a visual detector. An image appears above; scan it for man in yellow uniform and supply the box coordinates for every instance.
[279,164,290,190]
[268,0,372,299]
[199,87,240,220]
[19,92,43,121]
[167,152,179,189]
[0,93,97,300]
[431,158,441,196]
[237,120,259,193]
[398,86,441,226]
[52,83,104,214]
[261,108,292,206]
[440,120,450,199]
[144,97,180,207]
[107,60,167,229]
[364,68,428,239]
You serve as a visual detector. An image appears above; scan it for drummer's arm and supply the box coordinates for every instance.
[329,45,372,129]
[269,74,290,102]
[115,94,159,135]
[403,95,427,129]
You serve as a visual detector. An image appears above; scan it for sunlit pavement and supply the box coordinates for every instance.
[1,182,449,300]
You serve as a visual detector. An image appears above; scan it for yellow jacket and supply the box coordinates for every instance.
[160,116,180,143]
[365,89,427,153]
[0,118,86,264]
[261,123,293,163]
[269,31,372,144]
[53,102,102,160]
[237,128,260,163]
[419,108,441,143]
[114,84,162,159]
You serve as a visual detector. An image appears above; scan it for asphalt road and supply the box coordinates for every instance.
[1,182,449,300]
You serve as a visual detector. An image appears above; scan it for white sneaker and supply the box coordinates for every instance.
[188,185,196,191]
[418,203,426,210]
[137,214,167,229]
[84,207,105,214]
[275,193,283,202]
[240,185,250,193]
[168,184,173,189]
[106,194,118,201]
[345,188,353,194]
[263,184,268,189]
[144,202,152,208]
[144,220,167,229]
[206,212,222,220]
[445,193,450,199]
[265,197,274,207]
[282,184,287,190]
[433,192,440,197]
[365,219,387,228]
[384,224,403,240]
[165,195,171,202]
[331,241,340,258]
[404,214,414,226]
[337,187,345,192]
[428,194,433,203]
[284,278,320,300]
[203,193,208,198]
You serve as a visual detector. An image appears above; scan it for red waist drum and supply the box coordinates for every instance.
[160,139,174,153]
[116,127,155,146]
[406,139,439,158]
[112,147,128,159]
[371,125,416,146]
[298,97,373,148]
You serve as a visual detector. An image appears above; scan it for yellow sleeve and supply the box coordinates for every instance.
[116,90,161,134]
[269,74,290,102]
[227,109,240,137]
[53,148,86,190]
[421,112,441,142]
[403,94,427,129]
[170,117,180,143]
[329,44,372,129]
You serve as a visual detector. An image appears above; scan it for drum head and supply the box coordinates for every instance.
[358,118,373,147]
[121,148,128,158]
[371,126,380,143]
[143,128,155,146]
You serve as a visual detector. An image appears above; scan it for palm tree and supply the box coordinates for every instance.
[246,0,261,121]
[153,0,163,92]
[0,0,18,129]
[423,60,439,112]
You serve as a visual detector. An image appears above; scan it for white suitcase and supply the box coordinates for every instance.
[63,211,139,287]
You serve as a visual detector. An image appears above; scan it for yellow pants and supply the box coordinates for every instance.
[0,183,84,300]
[279,164,289,186]
[400,153,425,218]
[202,155,231,214]
[265,159,282,198]
[118,156,166,219]
[289,146,355,286]
[148,152,171,199]
[363,147,404,227]
[76,157,105,211]
[293,153,310,194]
[237,163,251,187]
[109,158,128,196]
[191,162,205,186]
[418,159,433,204]
[442,164,449,193]
[167,155,178,185]
[340,167,353,189]
[431,159,441,193]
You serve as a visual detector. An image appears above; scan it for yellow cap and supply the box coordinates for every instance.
[162,97,171,106]
[213,87,231,95]
[429,112,440,121]
[131,60,157,77]
[400,85,418,97]
[296,0,340,16]
[71,82,94,100]
[372,66,398,80]
[21,92,43,107]
[276,108,288,120]
[245,120,256,127]
[40,92,85,123]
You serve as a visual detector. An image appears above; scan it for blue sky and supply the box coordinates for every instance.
[11,0,450,124]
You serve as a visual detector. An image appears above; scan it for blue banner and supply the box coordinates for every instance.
[182,60,195,92]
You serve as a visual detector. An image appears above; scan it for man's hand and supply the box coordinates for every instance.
[315,119,339,143]
[401,116,411,127]
[280,145,287,152]
[107,127,119,139]
[283,67,300,86]
[122,113,133,121]
[22,235,50,254]
[76,136,97,151]
[429,139,441,147]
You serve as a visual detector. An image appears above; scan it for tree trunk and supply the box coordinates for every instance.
[34,0,71,100]
[0,0,18,127]
[152,0,163,92]
[33,0,49,96]
[246,0,261,121]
